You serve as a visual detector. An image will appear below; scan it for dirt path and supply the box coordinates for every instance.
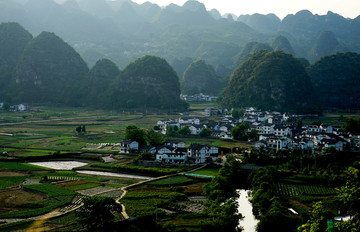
[2,165,207,230]
[115,164,207,219]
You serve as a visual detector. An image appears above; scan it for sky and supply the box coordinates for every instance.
[131,0,360,19]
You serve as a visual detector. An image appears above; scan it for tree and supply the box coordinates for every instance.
[200,128,211,137]
[2,103,10,111]
[312,121,322,126]
[231,121,250,140]
[247,129,259,141]
[298,167,360,232]
[76,126,82,133]
[232,109,243,118]
[297,119,303,128]
[146,129,165,146]
[82,125,86,133]
[335,167,360,231]
[166,125,178,136]
[125,125,147,147]
[133,152,155,163]
[76,196,121,232]
[201,199,242,232]
[178,126,191,135]
[343,118,360,133]
[297,201,327,232]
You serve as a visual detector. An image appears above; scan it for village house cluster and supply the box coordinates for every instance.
[156,112,235,140]
[0,102,28,112]
[180,93,217,102]
[154,107,360,154]
[119,139,219,165]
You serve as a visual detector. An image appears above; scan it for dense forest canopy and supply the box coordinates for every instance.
[220,51,320,113]
[181,60,224,95]
[0,22,186,111]
[0,0,359,112]
[110,55,186,110]
[14,31,89,106]
[308,52,360,110]
[0,0,359,70]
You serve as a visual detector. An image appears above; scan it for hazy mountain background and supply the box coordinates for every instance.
[1,0,359,70]
[1,0,360,112]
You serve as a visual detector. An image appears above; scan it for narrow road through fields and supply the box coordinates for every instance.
[115,164,207,219]
[3,164,207,231]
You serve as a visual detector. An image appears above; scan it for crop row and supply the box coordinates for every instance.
[0,183,76,218]
[276,183,336,196]
[147,176,194,186]
[0,176,28,189]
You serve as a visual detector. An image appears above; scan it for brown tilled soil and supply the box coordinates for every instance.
[0,172,27,177]
[0,189,46,214]
[183,183,205,196]
[56,180,99,187]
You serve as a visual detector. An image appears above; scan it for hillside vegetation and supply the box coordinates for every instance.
[220,51,320,113]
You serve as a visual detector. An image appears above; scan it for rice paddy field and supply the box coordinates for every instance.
[0,105,354,231]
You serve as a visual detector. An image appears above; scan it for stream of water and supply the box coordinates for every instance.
[236,189,259,232]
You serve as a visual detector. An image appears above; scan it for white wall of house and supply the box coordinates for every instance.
[120,141,139,153]
[156,153,188,164]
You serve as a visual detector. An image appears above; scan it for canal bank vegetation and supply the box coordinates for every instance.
[202,155,247,231]
[248,162,360,232]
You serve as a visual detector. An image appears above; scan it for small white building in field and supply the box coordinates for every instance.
[120,140,139,153]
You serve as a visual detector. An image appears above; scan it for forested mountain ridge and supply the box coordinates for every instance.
[220,51,320,113]
[87,58,120,107]
[309,52,360,110]
[110,55,186,110]
[0,22,32,99]
[0,0,358,73]
[0,22,186,111]
[181,60,224,95]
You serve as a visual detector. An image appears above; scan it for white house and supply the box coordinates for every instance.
[219,125,232,133]
[120,140,139,153]
[17,104,27,112]
[165,140,186,148]
[179,117,200,125]
[322,139,344,151]
[156,145,175,154]
[156,151,188,164]
[187,144,218,164]
[189,125,202,135]
[307,125,321,133]
[274,125,292,137]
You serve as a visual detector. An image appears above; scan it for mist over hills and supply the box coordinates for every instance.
[0,0,360,112]
[1,0,359,71]
[0,22,186,111]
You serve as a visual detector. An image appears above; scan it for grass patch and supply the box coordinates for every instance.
[63,183,100,191]
[0,161,50,171]
[190,168,219,177]
[147,176,194,186]
[0,220,34,232]
[0,176,28,189]
[121,190,187,218]
[0,183,75,218]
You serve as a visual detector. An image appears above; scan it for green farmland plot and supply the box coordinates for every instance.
[190,168,219,177]
[121,191,187,218]
[0,161,50,171]
[0,176,28,189]
[147,176,194,186]
[0,183,76,219]
[276,183,337,196]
